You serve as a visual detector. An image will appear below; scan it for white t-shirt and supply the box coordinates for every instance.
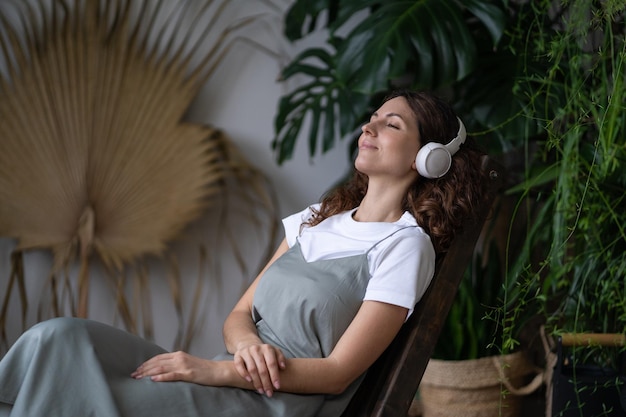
[282,204,436,318]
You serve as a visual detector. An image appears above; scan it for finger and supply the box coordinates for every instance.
[132,353,171,376]
[233,354,252,383]
[276,349,286,369]
[133,364,162,379]
[261,349,282,390]
[140,359,170,375]
[150,371,182,382]
[273,349,287,389]
[242,347,273,395]
[251,352,275,397]
[242,355,266,394]
[132,355,174,379]
[236,345,281,396]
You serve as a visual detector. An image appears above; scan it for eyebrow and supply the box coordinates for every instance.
[371,111,406,120]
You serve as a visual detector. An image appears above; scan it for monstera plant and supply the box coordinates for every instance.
[271,0,512,164]
[0,0,279,352]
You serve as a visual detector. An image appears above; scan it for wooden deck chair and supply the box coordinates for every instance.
[341,156,504,417]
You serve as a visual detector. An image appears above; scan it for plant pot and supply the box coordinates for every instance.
[550,333,626,417]
[420,351,542,417]
[552,364,625,417]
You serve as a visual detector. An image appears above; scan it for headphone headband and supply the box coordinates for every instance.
[445,117,466,155]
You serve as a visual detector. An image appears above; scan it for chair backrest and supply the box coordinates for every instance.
[341,156,503,417]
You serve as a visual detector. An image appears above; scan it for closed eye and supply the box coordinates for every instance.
[387,123,399,129]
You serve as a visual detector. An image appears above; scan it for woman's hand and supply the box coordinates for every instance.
[130,348,286,398]
[234,342,286,397]
[131,351,217,385]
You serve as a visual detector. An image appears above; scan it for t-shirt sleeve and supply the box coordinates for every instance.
[281,204,320,247]
[363,230,435,319]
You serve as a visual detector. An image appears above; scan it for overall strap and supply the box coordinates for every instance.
[365,226,418,255]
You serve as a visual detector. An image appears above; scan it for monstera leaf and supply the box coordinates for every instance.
[273,0,507,163]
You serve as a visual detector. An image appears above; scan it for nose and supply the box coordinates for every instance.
[361,121,375,136]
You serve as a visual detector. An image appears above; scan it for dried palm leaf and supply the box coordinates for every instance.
[0,0,279,351]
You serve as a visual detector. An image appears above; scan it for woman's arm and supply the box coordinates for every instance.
[133,239,292,396]
[223,238,289,353]
[221,239,290,392]
[254,300,407,394]
[132,299,407,396]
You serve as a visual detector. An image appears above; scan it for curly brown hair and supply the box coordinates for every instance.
[305,90,490,254]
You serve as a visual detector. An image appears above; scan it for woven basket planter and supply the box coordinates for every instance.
[420,352,543,417]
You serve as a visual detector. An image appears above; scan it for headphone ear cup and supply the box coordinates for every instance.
[415,142,452,179]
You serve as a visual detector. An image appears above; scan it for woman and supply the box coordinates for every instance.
[0,90,488,417]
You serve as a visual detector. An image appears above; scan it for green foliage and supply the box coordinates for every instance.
[498,0,626,355]
[274,0,626,363]
[273,0,508,164]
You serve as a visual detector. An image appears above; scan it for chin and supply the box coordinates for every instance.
[353,159,368,174]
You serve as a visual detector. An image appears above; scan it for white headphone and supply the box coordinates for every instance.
[415,117,466,179]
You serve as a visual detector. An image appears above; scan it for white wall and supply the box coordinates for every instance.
[0,0,352,357]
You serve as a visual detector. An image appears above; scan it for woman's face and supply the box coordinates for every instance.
[355,96,421,180]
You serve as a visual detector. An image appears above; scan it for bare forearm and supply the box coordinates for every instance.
[222,240,289,355]
[215,357,350,395]
[222,309,261,353]
[274,357,350,394]
[132,351,351,396]
[138,301,406,397]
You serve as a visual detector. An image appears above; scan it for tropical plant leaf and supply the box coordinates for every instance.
[464,0,508,46]
[273,0,509,163]
[272,46,369,163]
[334,1,475,91]
[283,0,336,41]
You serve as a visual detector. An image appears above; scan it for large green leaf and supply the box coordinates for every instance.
[464,0,507,45]
[283,0,337,41]
[272,47,369,163]
[274,0,509,163]
[334,1,477,93]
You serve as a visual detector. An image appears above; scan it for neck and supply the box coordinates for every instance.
[353,180,409,223]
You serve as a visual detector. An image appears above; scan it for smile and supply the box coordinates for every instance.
[359,139,377,150]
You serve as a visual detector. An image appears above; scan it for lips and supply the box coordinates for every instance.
[359,139,377,150]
